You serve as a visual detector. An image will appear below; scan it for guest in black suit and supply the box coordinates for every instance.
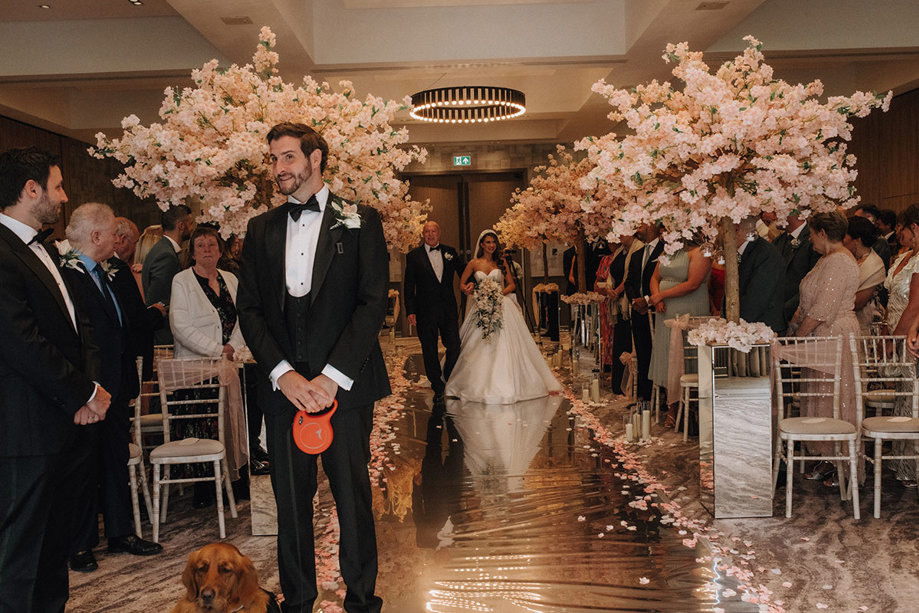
[237,123,390,613]
[734,217,785,333]
[111,217,166,380]
[62,204,163,573]
[772,214,820,331]
[625,223,664,401]
[877,208,900,265]
[0,148,111,612]
[142,204,193,344]
[403,221,465,402]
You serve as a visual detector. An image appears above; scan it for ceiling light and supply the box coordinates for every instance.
[129,0,143,5]
[410,86,526,124]
[38,4,50,7]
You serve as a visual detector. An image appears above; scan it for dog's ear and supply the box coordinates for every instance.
[181,550,199,600]
[234,552,261,605]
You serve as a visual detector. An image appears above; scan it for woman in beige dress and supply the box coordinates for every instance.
[790,211,861,483]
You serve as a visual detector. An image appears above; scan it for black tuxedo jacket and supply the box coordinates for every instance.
[237,195,391,413]
[63,262,138,402]
[773,225,820,323]
[403,243,464,322]
[0,225,97,457]
[109,256,164,380]
[737,237,785,333]
[625,240,664,300]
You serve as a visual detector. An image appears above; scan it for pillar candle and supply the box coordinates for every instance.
[582,388,590,402]
[632,412,640,437]
[641,409,651,441]
[590,379,600,403]
[625,422,634,442]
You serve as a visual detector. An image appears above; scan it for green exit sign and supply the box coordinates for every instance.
[453,155,471,166]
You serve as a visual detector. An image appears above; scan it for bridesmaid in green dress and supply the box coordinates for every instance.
[647,244,712,425]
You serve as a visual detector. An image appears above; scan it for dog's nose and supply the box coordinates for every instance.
[201,587,215,602]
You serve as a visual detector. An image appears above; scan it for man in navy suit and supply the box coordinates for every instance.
[62,203,162,573]
[0,147,111,612]
[403,221,466,402]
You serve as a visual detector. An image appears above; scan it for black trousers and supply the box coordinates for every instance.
[417,311,460,393]
[71,395,133,552]
[0,437,86,613]
[266,402,382,613]
[631,311,654,401]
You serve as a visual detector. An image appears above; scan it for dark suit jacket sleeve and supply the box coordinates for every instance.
[403,249,418,316]
[237,215,288,374]
[741,241,782,322]
[326,207,389,379]
[0,258,95,415]
[624,253,642,300]
[144,245,180,308]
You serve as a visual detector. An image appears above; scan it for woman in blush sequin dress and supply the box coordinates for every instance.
[789,211,861,482]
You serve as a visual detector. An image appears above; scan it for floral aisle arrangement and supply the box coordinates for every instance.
[560,291,607,305]
[472,277,504,341]
[577,36,891,321]
[496,145,621,291]
[91,27,428,250]
[687,318,776,353]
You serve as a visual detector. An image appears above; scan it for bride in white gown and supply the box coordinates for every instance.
[445,230,562,404]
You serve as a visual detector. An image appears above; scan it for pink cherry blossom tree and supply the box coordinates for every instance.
[91,27,428,252]
[497,145,621,290]
[578,36,891,322]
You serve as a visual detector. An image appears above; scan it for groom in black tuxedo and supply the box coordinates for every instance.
[403,221,465,402]
[625,223,664,401]
[237,123,390,613]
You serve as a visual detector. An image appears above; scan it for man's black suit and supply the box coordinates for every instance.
[109,256,164,379]
[63,260,140,552]
[737,237,785,333]
[624,240,663,401]
[237,195,390,613]
[412,404,462,548]
[141,236,180,344]
[773,225,820,330]
[0,224,98,612]
[403,243,464,394]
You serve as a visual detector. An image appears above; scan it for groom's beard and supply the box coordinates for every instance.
[275,167,312,196]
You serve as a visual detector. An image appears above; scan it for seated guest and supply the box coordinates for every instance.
[789,211,860,484]
[843,216,885,334]
[62,203,162,573]
[735,217,784,332]
[169,226,249,504]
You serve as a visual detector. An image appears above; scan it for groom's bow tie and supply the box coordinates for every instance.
[427,245,440,252]
[28,227,53,245]
[287,196,321,221]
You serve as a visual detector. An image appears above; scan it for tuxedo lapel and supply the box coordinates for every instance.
[266,206,288,311]
[311,196,345,305]
[420,247,438,282]
[0,225,74,333]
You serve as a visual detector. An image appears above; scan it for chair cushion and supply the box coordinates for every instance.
[778,417,856,435]
[863,416,919,434]
[128,443,142,464]
[150,438,224,461]
[680,374,698,384]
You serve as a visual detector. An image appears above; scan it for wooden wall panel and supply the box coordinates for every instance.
[849,88,919,214]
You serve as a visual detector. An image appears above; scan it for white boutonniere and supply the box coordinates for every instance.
[98,259,117,281]
[55,239,81,271]
[330,200,361,230]
[443,251,453,261]
[789,237,801,249]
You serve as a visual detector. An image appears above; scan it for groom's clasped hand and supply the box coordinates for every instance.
[277,371,339,413]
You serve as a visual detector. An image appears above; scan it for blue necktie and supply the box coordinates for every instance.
[92,265,122,325]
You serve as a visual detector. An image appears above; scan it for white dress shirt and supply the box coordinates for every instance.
[269,186,353,391]
[642,237,660,274]
[427,243,443,282]
[165,234,181,253]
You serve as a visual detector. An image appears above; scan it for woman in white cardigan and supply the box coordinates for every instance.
[170,226,245,359]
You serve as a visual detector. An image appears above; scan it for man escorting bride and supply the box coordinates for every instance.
[445,230,562,404]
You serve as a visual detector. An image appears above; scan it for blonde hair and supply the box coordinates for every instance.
[134,224,163,266]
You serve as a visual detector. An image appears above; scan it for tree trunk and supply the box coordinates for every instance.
[719,216,740,323]
[575,230,588,293]
[542,243,550,284]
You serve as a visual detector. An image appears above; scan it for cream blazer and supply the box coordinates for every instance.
[169,267,246,359]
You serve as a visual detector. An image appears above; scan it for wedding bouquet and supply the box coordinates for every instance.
[472,277,504,342]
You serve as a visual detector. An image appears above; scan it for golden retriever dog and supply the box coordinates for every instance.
[171,543,279,613]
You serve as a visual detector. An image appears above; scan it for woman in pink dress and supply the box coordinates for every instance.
[789,211,861,483]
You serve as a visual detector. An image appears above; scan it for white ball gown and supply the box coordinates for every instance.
[445,269,562,404]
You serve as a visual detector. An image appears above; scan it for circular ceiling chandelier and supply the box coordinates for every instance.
[409,86,526,124]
